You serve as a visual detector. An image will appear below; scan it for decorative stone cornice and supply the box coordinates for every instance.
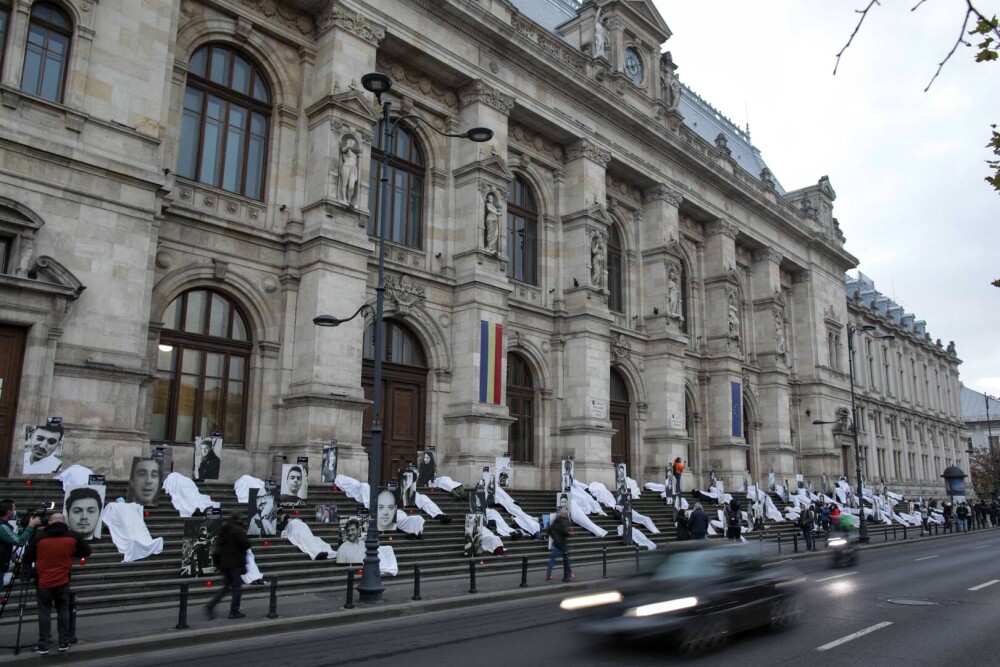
[793,270,812,284]
[318,3,385,44]
[459,81,514,115]
[705,220,739,239]
[643,183,682,207]
[376,55,457,110]
[236,0,315,36]
[566,139,610,166]
[752,248,783,264]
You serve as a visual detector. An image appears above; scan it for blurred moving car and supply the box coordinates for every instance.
[559,541,803,654]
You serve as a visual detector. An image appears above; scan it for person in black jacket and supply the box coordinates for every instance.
[689,503,709,540]
[204,513,250,619]
[545,509,574,582]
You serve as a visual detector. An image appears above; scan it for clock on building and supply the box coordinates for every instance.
[624,47,644,85]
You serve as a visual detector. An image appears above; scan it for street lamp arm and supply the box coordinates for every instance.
[313,303,374,328]
[389,114,493,143]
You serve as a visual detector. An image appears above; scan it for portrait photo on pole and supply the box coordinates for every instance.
[63,484,106,541]
[464,513,483,557]
[22,419,65,475]
[180,515,223,577]
[279,463,308,504]
[417,446,436,487]
[397,467,417,508]
[481,467,496,506]
[126,457,164,507]
[246,486,278,537]
[193,434,223,481]
[470,483,487,514]
[321,441,338,484]
[495,454,512,489]
[378,483,398,532]
[315,504,337,524]
[621,493,633,546]
[336,514,368,564]
[615,462,627,496]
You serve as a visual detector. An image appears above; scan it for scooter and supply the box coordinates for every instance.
[828,534,858,568]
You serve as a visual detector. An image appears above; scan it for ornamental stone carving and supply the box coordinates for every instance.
[727,288,740,340]
[590,231,606,288]
[385,274,425,311]
[483,190,501,252]
[705,220,738,239]
[753,248,783,265]
[339,135,360,205]
[460,81,514,115]
[237,0,314,36]
[667,263,683,319]
[643,183,682,207]
[566,139,611,167]
[376,55,457,110]
[611,333,631,362]
[774,309,786,357]
[318,4,385,43]
[660,52,681,110]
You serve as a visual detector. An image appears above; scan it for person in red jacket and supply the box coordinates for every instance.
[22,512,90,655]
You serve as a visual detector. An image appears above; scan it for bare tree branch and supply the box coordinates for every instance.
[834,0,880,75]
[911,0,929,11]
[924,6,975,91]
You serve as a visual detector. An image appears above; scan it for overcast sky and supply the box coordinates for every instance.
[653,0,1000,398]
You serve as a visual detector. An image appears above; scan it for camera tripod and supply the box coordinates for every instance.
[0,553,33,654]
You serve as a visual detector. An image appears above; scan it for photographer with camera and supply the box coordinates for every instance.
[22,512,90,654]
[0,499,41,586]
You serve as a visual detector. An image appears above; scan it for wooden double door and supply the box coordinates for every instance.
[0,326,26,476]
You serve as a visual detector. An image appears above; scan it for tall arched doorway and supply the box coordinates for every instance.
[362,320,427,482]
[610,368,631,469]
[742,396,754,476]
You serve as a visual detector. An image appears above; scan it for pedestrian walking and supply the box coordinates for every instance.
[22,512,91,655]
[204,512,251,619]
[799,504,816,551]
[820,503,832,534]
[920,504,929,535]
[545,508,574,582]
[956,502,970,532]
[675,509,691,541]
[689,503,708,540]
[724,499,742,540]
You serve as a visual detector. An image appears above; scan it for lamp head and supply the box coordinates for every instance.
[361,72,392,96]
[862,325,876,332]
[464,127,494,143]
[880,334,895,341]
[313,315,343,328]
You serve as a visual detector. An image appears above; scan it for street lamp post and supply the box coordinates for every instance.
[814,323,893,544]
[314,72,492,603]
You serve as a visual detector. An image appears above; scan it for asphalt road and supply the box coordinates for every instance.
[80,530,1000,666]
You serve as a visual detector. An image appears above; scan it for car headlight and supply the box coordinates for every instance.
[623,596,698,617]
[828,538,847,546]
[559,590,624,611]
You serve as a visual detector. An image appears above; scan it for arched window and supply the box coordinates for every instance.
[0,1,12,74]
[506,353,535,463]
[362,320,426,366]
[178,44,271,200]
[152,289,252,446]
[367,121,425,248]
[608,226,623,313]
[506,176,537,285]
[21,2,71,103]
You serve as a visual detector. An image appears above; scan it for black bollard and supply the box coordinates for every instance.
[793,533,798,553]
[634,545,641,573]
[759,533,764,558]
[69,591,78,644]
[777,533,782,554]
[469,559,478,594]
[344,569,356,610]
[903,525,907,540]
[602,546,608,579]
[175,583,190,630]
[884,527,887,542]
[893,525,897,540]
[266,577,279,619]
[519,557,528,588]
[412,564,423,601]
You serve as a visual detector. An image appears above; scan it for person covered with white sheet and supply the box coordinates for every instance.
[334,474,449,527]
[99,502,163,563]
[277,511,333,561]
[162,472,220,517]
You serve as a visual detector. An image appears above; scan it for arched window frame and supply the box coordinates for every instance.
[506,353,535,463]
[177,43,272,200]
[20,2,72,103]
[506,175,538,285]
[152,289,252,448]
[608,225,623,314]
[367,120,425,249]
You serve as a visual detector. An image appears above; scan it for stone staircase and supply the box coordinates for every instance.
[0,479,813,619]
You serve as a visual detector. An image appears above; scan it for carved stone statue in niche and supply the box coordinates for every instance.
[774,310,786,356]
[660,53,681,110]
[594,6,608,59]
[667,264,682,318]
[483,191,501,253]
[16,237,33,276]
[339,135,360,205]
[590,233,606,288]
[727,290,740,339]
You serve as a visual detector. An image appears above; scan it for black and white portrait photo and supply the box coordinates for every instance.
[315,504,336,524]
[336,515,367,564]
[63,485,106,541]
[495,454,512,489]
[377,487,397,532]
[470,483,487,514]
[22,421,64,475]
[482,468,496,507]
[417,446,436,487]
[126,457,163,507]
[180,517,223,577]
[246,487,278,537]
[193,434,223,481]
[621,497,633,547]
[561,458,574,484]
[280,463,308,503]
[463,513,483,557]
[556,492,572,515]
[615,462,628,496]
[397,467,417,508]
[321,442,338,484]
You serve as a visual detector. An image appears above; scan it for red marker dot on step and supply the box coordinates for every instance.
[263,541,269,547]
[206,581,212,588]
[25,480,31,486]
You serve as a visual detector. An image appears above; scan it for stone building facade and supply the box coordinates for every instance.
[0,0,961,495]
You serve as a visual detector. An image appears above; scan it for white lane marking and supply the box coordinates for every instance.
[816,621,894,652]
[969,579,1000,591]
[974,545,991,549]
[914,555,940,561]
[815,571,858,582]
[763,558,793,567]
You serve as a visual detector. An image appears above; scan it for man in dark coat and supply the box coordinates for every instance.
[545,509,574,582]
[689,502,709,540]
[196,438,221,480]
[204,512,250,619]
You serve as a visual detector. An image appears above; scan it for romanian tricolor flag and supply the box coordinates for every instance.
[479,320,503,404]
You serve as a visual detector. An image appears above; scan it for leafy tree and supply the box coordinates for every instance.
[968,444,998,499]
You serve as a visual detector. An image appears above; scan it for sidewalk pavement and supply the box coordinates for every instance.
[0,523,989,663]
